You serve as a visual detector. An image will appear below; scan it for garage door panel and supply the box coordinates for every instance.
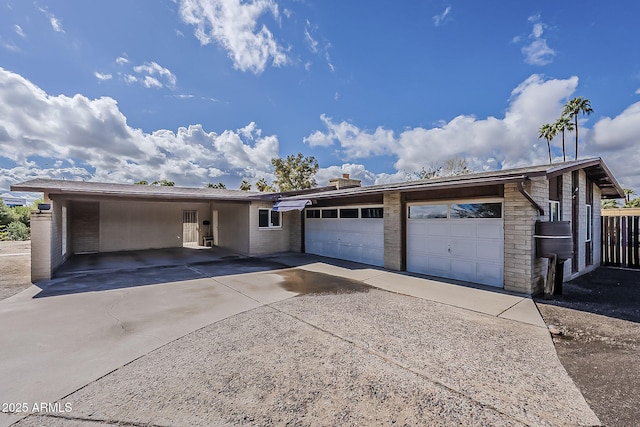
[407,203,503,288]
[477,221,502,238]
[476,239,502,260]
[476,262,502,285]
[305,208,384,267]
[408,236,449,256]
[450,222,474,237]
[426,222,451,236]
[450,258,474,281]
[427,256,451,275]
[450,239,476,258]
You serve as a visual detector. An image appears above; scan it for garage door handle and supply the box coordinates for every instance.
[448,247,451,253]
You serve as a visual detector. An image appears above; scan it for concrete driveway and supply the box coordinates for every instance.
[0,249,599,426]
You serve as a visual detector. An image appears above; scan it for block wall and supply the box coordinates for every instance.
[503,180,548,294]
[383,192,403,271]
[248,202,291,254]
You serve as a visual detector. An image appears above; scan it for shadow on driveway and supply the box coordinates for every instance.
[34,247,289,298]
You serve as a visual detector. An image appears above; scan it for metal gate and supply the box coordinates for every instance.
[182,210,198,244]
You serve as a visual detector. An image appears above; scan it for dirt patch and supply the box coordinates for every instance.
[536,267,640,427]
[0,240,32,300]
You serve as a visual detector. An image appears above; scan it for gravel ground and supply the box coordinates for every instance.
[16,287,597,427]
[536,267,640,427]
[0,241,31,300]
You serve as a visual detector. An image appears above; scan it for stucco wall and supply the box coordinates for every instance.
[248,202,291,254]
[217,202,250,254]
[99,200,211,252]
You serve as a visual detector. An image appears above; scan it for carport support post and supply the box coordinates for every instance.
[30,211,53,282]
[384,192,404,271]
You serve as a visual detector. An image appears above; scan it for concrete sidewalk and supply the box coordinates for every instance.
[0,251,596,426]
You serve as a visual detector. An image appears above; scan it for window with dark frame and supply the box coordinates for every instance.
[360,207,384,219]
[321,209,338,218]
[258,208,281,228]
[339,208,359,218]
[306,209,321,218]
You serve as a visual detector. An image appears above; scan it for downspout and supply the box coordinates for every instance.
[517,178,545,216]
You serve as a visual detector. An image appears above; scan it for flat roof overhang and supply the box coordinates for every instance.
[9,178,271,203]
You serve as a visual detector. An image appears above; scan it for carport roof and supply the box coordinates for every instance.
[282,157,624,201]
[10,178,272,202]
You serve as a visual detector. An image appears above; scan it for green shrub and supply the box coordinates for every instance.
[1,221,30,241]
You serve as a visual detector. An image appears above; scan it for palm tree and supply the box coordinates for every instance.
[553,116,575,162]
[562,97,593,160]
[538,123,556,164]
[239,179,252,191]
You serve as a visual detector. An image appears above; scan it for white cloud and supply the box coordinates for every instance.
[304,20,319,53]
[304,114,397,158]
[304,19,334,72]
[304,74,639,193]
[635,88,640,95]
[306,75,578,172]
[38,7,64,33]
[1,39,19,52]
[14,24,26,38]
[315,163,379,187]
[433,6,451,27]
[133,61,177,89]
[94,72,112,81]
[123,74,138,84]
[116,56,129,65]
[179,0,287,74]
[585,102,640,191]
[0,68,279,191]
[521,15,555,65]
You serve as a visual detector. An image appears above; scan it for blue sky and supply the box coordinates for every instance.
[1,0,639,200]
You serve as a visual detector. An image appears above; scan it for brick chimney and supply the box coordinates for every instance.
[328,173,361,189]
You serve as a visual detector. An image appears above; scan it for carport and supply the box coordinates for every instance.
[10,179,287,282]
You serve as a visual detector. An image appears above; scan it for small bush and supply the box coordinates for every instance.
[1,221,30,241]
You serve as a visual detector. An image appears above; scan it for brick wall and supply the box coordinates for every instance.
[383,192,403,270]
[503,180,548,294]
[288,211,302,253]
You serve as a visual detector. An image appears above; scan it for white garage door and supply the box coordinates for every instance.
[407,201,504,287]
[305,206,384,267]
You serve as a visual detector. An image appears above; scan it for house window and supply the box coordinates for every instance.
[306,209,321,219]
[549,201,560,221]
[339,208,359,218]
[259,209,281,228]
[361,207,384,219]
[586,204,592,242]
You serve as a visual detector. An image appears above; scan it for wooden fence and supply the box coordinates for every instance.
[602,215,640,268]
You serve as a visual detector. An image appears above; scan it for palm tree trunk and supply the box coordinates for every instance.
[547,138,552,164]
[561,129,566,162]
[574,114,579,160]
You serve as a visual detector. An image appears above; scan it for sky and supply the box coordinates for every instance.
[1,0,639,202]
